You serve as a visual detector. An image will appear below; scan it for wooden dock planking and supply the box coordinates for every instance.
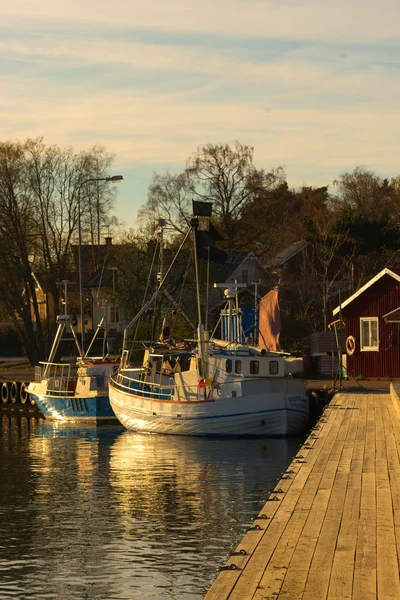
[375,399,400,599]
[204,396,345,600]
[277,398,361,600]
[326,399,365,600]
[227,399,348,600]
[351,397,376,600]
[204,392,400,600]
[255,400,359,600]
[384,398,400,563]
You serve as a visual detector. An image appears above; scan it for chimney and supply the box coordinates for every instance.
[105,237,112,246]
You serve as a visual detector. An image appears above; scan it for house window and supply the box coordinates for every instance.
[360,318,379,351]
[110,304,119,323]
[242,269,248,284]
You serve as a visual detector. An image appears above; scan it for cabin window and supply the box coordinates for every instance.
[269,361,279,375]
[250,360,259,374]
[226,359,232,373]
[235,360,242,374]
[360,317,379,351]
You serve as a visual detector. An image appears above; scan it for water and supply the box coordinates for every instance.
[0,413,306,599]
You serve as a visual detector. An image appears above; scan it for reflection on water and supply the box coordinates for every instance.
[0,413,305,599]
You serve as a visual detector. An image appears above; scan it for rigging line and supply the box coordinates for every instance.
[133,236,160,343]
[210,315,221,340]
[96,254,108,298]
[122,225,194,352]
[171,248,193,331]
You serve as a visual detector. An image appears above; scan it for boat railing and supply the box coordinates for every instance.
[114,371,212,402]
[38,361,78,396]
[114,370,174,401]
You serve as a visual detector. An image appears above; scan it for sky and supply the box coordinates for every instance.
[1,0,400,231]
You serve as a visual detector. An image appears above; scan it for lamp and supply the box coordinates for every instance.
[77,174,124,352]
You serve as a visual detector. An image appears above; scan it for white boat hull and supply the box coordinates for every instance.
[109,379,309,437]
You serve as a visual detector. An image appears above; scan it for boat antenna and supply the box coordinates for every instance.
[251,279,261,344]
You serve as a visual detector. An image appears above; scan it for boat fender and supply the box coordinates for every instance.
[1,381,10,404]
[19,382,28,404]
[10,381,21,404]
[346,335,356,355]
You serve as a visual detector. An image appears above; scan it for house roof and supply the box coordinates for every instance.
[86,267,119,289]
[225,252,251,274]
[266,240,308,268]
[332,267,400,316]
[226,251,269,278]
[70,240,118,272]
[383,307,400,323]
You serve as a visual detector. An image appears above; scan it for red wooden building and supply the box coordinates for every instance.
[333,267,400,379]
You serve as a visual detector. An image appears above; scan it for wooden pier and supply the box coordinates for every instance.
[204,387,400,600]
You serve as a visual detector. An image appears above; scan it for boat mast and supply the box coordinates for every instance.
[43,280,69,378]
[122,224,194,352]
[191,217,209,379]
[151,219,166,342]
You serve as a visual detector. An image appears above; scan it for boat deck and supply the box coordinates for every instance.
[204,386,400,599]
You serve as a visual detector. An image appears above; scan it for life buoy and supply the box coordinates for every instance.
[346,336,356,355]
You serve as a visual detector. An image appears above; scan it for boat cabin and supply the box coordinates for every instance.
[208,347,285,381]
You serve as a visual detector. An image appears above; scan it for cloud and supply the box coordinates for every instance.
[1,0,400,226]
[2,0,400,41]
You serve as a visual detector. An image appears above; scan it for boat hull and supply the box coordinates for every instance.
[28,392,117,423]
[109,380,309,437]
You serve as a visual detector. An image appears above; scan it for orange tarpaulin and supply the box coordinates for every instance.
[258,287,281,351]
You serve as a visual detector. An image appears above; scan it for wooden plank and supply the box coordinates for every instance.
[230,396,353,600]
[204,393,400,600]
[375,396,400,600]
[277,396,361,600]
[205,397,346,600]
[303,395,366,600]
[383,396,400,564]
[352,396,376,600]
[326,396,365,600]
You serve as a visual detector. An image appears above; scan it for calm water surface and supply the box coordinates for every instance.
[0,412,306,599]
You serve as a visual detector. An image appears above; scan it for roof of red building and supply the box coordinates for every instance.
[333,267,400,316]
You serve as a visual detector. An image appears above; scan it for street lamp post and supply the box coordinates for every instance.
[77,175,123,354]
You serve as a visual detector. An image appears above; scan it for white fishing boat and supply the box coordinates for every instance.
[109,205,309,436]
[28,282,118,423]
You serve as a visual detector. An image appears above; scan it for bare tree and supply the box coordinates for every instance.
[186,142,285,251]
[333,166,398,222]
[303,213,355,331]
[141,171,192,235]
[139,142,285,252]
[0,137,117,363]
